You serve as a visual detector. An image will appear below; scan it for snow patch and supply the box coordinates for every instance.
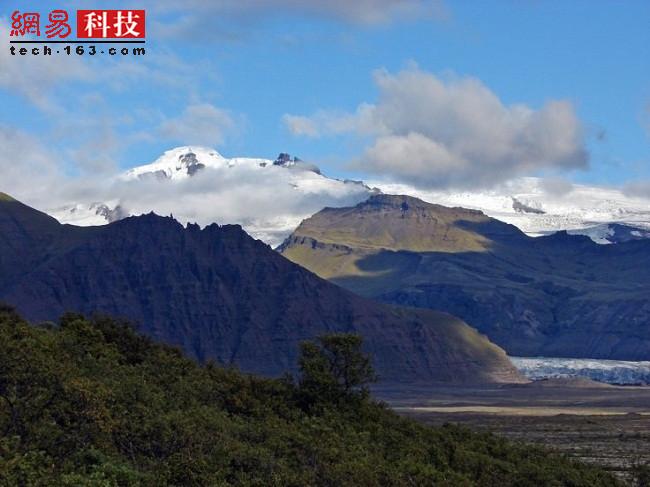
[370,177,650,243]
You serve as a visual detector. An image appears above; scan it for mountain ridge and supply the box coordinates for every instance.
[280,194,650,360]
[41,147,650,246]
[0,194,523,385]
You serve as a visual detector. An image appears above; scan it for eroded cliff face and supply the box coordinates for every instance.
[280,194,650,360]
[0,195,523,385]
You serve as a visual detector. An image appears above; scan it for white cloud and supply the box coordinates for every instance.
[0,133,366,246]
[624,181,650,200]
[0,126,66,206]
[36,152,373,246]
[362,132,460,179]
[65,118,122,175]
[159,104,237,146]
[0,15,209,115]
[0,22,92,111]
[107,165,370,245]
[285,67,589,189]
[539,177,574,197]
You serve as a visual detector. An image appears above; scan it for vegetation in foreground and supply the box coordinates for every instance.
[0,305,620,486]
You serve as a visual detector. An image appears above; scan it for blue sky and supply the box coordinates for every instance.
[1,0,649,191]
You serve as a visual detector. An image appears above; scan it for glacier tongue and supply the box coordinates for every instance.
[512,357,650,385]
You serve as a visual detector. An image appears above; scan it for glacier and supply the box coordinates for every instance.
[46,146,650,246]
[511,357,650,385]
[370,178,650,244]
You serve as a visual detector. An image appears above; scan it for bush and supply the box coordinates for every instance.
[0,307,621,486]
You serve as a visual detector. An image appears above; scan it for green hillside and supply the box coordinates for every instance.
[278,194,508,281]
[279,194,650,360]
[0,305,619,486]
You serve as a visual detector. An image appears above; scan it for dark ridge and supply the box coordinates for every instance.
[0,195,523,385]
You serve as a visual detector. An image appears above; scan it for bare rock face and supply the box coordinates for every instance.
[0,195,523,385]
[280,194,650,361]
[177,151,206,176]
[92,203,129,223]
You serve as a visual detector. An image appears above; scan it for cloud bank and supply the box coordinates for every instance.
[625,181,650,200]
[0,143,373,246]
[100,165,371,245]
[285,67,589,189]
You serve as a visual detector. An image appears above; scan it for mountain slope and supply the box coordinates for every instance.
[280,194,650,360]
[373,177,650,242]
[0,193,95,291]
[286,194,493,253]
[0,195,522,384]
[0,308,616,486]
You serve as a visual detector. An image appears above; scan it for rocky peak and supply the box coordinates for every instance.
[273,153,301,166]
[512,197,545,215]
[91,203,129,223]
[358,194,488,222]
[272,153,323,175]
[177,151,206,176]
[364,194,433,210]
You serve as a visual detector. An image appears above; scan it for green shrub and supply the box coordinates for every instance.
[0,306,621,486]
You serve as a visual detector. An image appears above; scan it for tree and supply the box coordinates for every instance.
[298,333,377,407]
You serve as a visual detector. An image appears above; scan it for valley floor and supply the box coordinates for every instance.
[378,382,650,483]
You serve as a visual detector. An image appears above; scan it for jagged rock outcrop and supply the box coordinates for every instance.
[0,193,523,384]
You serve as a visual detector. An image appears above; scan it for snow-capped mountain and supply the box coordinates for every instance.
[49,147,377,246]
[56,202,129,227]
[122,147,269,181]
[48,147,650,246]
[370,178,650,244]
[121,147,327,183]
